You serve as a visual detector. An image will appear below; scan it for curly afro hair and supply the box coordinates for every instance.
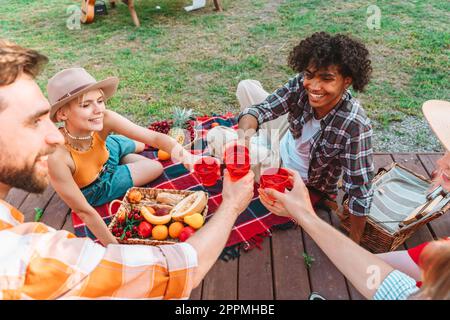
[288,32,372,92]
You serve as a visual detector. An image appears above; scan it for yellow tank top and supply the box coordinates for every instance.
[66,132,110,189]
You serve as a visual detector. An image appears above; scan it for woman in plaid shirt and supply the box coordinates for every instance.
[238,32,374,243]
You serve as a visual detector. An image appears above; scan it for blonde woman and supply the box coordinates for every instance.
[47,68,198,246]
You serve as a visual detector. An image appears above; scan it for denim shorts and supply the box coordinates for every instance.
[81,135,136,206]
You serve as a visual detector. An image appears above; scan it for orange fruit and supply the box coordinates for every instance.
[169,221,184,239]
[158,149,171,161]
[127,190,143,203]
[211,122,220,128]
[152,225,169,241]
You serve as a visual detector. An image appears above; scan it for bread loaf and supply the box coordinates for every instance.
[156,192,186,205]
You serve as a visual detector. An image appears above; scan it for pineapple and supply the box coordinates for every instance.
[168,107,195,145]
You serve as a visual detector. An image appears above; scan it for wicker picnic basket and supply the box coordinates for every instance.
[340,162,450,253]
[108,187,208,246]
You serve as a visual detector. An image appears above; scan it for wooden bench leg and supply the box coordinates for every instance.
[213,0,222,11]
[122,0,140,27]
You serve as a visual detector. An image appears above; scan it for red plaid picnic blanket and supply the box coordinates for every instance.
[72,113,293,259]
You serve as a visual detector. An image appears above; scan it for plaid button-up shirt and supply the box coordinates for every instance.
[238,74,374,216]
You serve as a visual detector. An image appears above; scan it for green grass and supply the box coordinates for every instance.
[1,0,449,126]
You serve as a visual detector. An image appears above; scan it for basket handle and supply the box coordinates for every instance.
[373,163,395,180]
[400,195,444,227]
[108,199,126,218]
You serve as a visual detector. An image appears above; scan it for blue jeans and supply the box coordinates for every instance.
[81,135,136,206]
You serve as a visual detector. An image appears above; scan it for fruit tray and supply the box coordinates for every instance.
[108,187,208,246]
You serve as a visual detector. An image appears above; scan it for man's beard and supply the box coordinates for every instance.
[0,153,50,194]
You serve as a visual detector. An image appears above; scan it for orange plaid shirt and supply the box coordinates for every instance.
[0,200,198,300]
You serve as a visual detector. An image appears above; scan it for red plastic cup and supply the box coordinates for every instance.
[223,141,250,181]
[194,156,220,187]
[260,167,290,194]
[226,162,251,181]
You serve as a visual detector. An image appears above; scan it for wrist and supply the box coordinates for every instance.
[243,129,256,141]
[289,208,317,227]
[219,200,242,217]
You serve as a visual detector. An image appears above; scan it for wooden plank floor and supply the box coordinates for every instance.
[7,153,450,300]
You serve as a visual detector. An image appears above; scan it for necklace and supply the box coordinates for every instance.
[62,127,94,152]
[65,136,94,152]
[63,126,93,140]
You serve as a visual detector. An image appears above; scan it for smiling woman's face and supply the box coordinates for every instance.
[436,152,450,192]
[60,89,106,134]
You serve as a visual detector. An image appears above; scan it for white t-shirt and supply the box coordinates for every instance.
[280,117,321,181]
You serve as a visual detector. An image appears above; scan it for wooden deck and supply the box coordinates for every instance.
[6,153,450,300]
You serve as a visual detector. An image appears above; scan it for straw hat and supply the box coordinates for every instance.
[47,67,119,122]
[422,100,450,151]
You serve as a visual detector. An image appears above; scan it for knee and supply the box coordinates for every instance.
[141,158,163,178]
[140,160,163,184]
[152,160,164,176]
[135,141,146,153]
[236,79,253,99]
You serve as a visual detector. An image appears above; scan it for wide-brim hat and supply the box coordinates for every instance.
[422,100,450,151]
[47,67,119,122]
